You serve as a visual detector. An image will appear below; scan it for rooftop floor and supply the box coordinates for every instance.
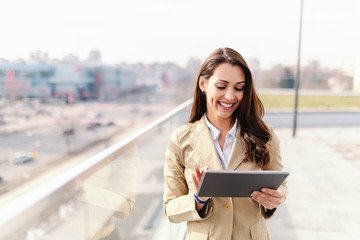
[267,126,360,240]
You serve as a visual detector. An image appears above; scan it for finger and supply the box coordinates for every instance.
[252,192,282,209]
[252,194,271,209]
[251,190,261,196]
[195,165,201,178]
[261,188,283,198]
[192,173,199,190]
[259,192,281,203]
[200,166,209,176]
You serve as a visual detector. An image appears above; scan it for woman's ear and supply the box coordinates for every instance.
[199,76,206,92]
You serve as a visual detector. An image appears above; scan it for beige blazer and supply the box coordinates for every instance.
[163,116,288,240]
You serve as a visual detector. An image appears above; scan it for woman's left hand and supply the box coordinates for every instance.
[251,188,284,210]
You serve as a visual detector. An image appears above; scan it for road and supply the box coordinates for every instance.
[264,111,360,128]
[0,89,182,192]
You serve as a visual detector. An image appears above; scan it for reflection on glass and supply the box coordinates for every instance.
[0,103,191,240]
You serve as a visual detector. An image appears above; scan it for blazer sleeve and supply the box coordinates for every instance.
[163,129,213,223]
[261,126,288,219]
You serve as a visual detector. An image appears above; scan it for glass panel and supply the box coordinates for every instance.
[0,102,191,240]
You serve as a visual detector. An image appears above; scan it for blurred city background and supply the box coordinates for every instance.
[0,0,359,239]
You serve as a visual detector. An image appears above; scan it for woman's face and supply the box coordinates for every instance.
[200,63,245,125]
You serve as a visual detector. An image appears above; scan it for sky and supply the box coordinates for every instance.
[1,0,359,69]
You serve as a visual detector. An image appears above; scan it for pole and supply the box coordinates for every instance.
[293,0,304,137]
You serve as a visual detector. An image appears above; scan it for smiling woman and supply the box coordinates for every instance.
[163,48,288,240]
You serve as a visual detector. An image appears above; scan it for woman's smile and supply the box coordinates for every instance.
[218,101,235,110]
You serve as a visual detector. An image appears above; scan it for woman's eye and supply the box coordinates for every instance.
[216,85,226,89]
[235,88,244,91]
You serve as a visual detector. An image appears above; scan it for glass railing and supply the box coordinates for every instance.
[0,99,192,240]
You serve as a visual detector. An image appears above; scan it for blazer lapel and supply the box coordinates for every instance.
[226,123,246,170]
[189,116,224,170]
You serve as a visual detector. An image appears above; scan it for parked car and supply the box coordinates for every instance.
[11,152,35,165]
[85,119,115,130]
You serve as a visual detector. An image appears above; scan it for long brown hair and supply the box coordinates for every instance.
[189,47,271,167]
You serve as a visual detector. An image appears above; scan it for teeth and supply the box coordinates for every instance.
[219,102,233,108]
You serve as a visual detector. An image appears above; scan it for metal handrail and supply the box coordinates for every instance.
[0,98,193,229]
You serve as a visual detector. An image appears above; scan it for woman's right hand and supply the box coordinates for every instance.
[192,165,211,210]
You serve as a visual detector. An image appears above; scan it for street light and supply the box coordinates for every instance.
[293,0,304,137]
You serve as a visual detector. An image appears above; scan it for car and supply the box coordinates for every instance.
[106,120,115,127]
[85,119,114,130]
[11,152,35,165]
[85,120,101,130]
[87,111,102,119]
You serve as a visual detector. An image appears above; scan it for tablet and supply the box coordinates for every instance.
[196,170,289,198]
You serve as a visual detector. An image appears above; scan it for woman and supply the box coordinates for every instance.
[163,47,287,240]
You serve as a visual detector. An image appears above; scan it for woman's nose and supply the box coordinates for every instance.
[225,89,236,101]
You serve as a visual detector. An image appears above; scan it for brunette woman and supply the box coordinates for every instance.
[163,47,287,240]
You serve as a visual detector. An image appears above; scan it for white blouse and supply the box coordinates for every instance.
[204,114,238,169]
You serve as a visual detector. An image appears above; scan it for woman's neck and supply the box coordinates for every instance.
[206,114,233,134]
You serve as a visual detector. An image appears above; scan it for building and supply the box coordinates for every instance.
[0,61,140,102]
[0,62,55,100]
[0,50,188,102]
